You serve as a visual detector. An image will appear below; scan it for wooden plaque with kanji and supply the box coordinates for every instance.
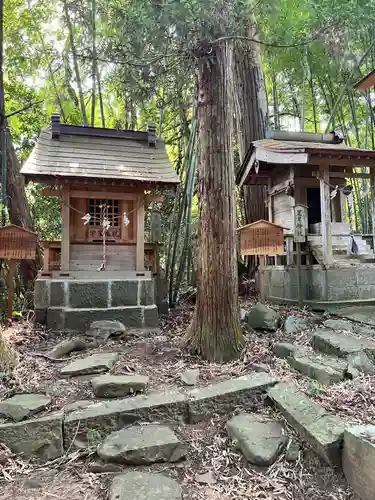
[237,220,285,256]
[0,225,37,260]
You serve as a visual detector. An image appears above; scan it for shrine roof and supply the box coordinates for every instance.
[237,219,288,231]
[21,115,179,187]
[237,134,375,187]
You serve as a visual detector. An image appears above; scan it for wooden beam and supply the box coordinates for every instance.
[60,186,70,274]
[319,166,333,265]
[268,179,292,197]
[43,244,50,275]
[309,157,375,168]
[238,151,256,187]
[256,148,308,165]
[340,188,347,223]
[41,187,141,200]
[309,170,370,179]
[136,193,145,271]
[371,167,375,253]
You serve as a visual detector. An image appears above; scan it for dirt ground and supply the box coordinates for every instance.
[0,300,369,499]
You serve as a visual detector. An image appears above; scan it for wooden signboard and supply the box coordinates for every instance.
[237,220,286,303]
[0,225,37,260]
[237,220,285,256]
[0,225,37,323]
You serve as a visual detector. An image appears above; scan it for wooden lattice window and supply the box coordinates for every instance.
[88,199,119,227]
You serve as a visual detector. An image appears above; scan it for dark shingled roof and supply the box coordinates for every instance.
[21,121,179,186]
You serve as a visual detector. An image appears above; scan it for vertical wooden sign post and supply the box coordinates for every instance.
[293,204,308,308]
[0,225,37,323]
[237,220,286,303]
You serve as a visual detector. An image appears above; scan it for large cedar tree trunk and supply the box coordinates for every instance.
[233,15,268,223]
[184,42,243,362]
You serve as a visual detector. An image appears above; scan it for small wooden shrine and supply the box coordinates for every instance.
[236,130,375,305]
[21,115,179,331]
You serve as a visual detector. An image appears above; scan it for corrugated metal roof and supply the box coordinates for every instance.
[253,138,375,156]
[21,129,180,185]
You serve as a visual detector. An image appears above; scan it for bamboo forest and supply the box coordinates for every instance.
[2,1,375,499]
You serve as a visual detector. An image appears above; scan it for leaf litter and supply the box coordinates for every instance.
[0,301,367,499]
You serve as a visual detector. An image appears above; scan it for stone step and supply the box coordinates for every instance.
[273,342,347,385]
[311,329,375,358]
[267,382,344,467]
[64,373,277,447]
[0,393,51,422]
[98,424,187,464]
[60,352,120,377]
[226,413,287,466]
[110,472,182,500]
[91,374,149,398]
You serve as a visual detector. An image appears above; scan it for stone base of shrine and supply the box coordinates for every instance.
[34,277,159,332]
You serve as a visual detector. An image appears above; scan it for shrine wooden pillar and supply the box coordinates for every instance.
[319,166,333,265]
[136,191,145,272]
[60,186,70,275]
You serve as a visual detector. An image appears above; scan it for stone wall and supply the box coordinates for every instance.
[35,278,159,331]
[263,264,375,304]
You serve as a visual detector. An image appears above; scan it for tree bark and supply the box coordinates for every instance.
[184,42,243,362]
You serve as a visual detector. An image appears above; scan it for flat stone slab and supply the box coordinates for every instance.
[287,353,347,386]
[109,472,182,500]
[226,413,287,466]
[342,425,375,500]
[92,375,149,398]
[347,351,375,377]
[272,342,304,359]
[87,320,126,342]
[98,424,186,464]
[311,330,375,359]
[284,316,309,334]
[188,373,278,423]
[267,382,345,467]
[0,414,63,462]
[64,391,187,448]
[61,352,120,376]
[323,319,353,331]
[0,393,51,422]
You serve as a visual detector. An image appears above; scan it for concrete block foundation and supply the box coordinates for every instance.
[35,278,159,332]
[263,264,375,306]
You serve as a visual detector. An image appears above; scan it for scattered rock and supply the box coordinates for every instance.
[323,319,353,331]
[268,382,344,467]
[0,393,51,422]
[0,413,63,462]
[195,471,217,485]
[347,351,375,377]
[285,439,301,462]
[188,373,278,423]
[226,413,287,466]
[87,462,123,473]
[180,369,199,386]
[87,320,127,342]
[60,352,119,377]
[272,342,299,359]
[246,303,281,331]
[251,363,270,373]
[48,337,89,359]
[98,424,186,464]
[240,308,247,321]
[109,472,182,500]
[284,316,309,334]
[312,330,375,358]
[342,425,375,500]
[92,374,149,398]
[287,352,347,386]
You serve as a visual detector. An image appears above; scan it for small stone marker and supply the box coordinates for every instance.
[180,368,199,386]
[267,382,344,466]
[0,413,63,462]
[246,303,281,331]
[226,413,287,466]
[109,471,182,500]
[98,424,186,464]
[92,374,149,398]
[60,352,119,376]
[0,393,51,422]
[342,425,375,500]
